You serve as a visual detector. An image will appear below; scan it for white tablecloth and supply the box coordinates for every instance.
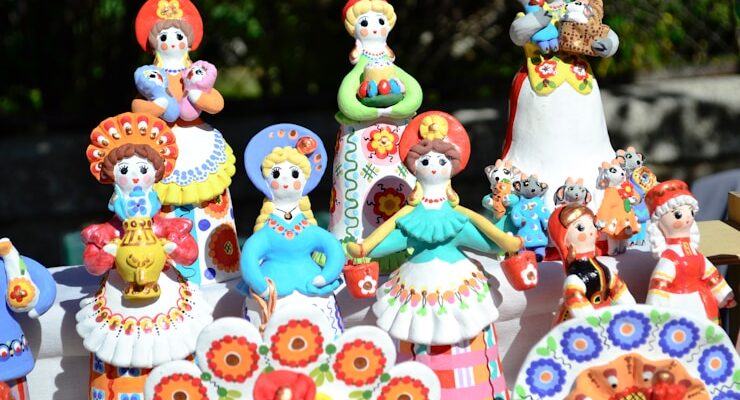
[23,249,655,399]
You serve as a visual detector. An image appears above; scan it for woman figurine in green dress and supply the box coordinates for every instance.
[348,111,535,400]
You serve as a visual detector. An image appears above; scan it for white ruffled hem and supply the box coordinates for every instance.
[75,268,213,369]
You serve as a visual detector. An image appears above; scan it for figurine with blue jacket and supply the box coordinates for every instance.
[511,174,552,261]
[0,238,56,399]
[522,0,568,53]
[240,124,346,336]
[483,160,521,258]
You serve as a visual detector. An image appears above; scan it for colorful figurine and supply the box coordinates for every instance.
[347,111,532,400]
[0,239,56,399]
[522,0,567,54]
[645,180,735,323]
[595,159,641,255]
[483,160,521,251]
[512,174,551,261]
[240,124,345,337]
[553,177,592,206]
[616,146,654,245]
[330,0,423,272]
[143,304,441,400]
[133,0,240,285]
[505,0,620,210]
[548,204,635,323]
[78,113,213,398]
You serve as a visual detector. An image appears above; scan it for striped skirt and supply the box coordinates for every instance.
[398,324,509,400]
[3,378,29,400]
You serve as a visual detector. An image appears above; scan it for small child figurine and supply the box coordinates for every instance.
[511,174,551,261]
[241,124,346,336]
[645,180,735,323]
[548,204,635,323]
[595,160,641,255]
[0,239,56,398]
[483,160,520,237]
[616,146,654,245]
[523,0,568,53]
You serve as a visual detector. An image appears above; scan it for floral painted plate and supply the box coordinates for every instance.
[513,304,740,399]
[144,304,440,400]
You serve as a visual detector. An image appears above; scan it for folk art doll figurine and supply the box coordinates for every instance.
[483,160,520,236]
[616,146,656,245]
[595,159,641,255]
[645,180,735,323]
[347,111,537,400]
[79,113,213,398]
[0,239,56,399]
[240,124,345,337]
[330,0,423,272]
[548,204,635,323]
[505,0,620,210]
[133,0,240,285]
[511,174,552,261]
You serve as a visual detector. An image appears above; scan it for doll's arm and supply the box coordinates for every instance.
[337,61,380,122]
[314,228,346,285]
[347,205,414,258]
[563,275,596,318]
[482,194,494,211]
[703,257,734,307]
[240,231,271,297]
[457,206,523,254]
[366,229,408,259]
[192,89,224,115]
[388,66,423,119]
[81,222,120,276]
[509,9,552,46]
[609,272,636,305]
[149,190,162,218]
[153,215,197,266]
[645,257,676,307]
[132,98,166,117]
[25,257,56,318]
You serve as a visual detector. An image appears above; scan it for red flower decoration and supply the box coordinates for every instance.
[206,335,260,383]
[10,285,27,304]
[366,128,399,159]
[378,376,430,400]
[536,60,558,79]
[202,191,230,219]
[270,320,324,368]
[253,370,316,400]
[570,61,589,80]
[207,224,240,272]
[152,373,209,400]
[617,181,635,200]
[373,188,405,221]
[333,339,387,386]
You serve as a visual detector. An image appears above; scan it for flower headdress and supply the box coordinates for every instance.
[398,111,471,174]
[135,0,204,52]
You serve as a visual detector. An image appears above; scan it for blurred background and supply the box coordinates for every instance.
[1,0,738,266]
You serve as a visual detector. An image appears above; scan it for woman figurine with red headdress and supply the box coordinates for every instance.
[132,0,240,286]
[347,111,534,400]
[645,180,735,323]
[548,204,635,323]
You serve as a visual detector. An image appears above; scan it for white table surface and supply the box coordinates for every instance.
[23,249,655,399]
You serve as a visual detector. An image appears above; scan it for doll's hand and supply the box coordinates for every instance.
[187,89,203,104]
[153,97,170,110]
[346,243,365,258]
[28,308,40,319]
[305,279,340,296]
[184,61,217,91]
[719,294,736,309]
[163,241,178,255]
[103,243,118,256]
[312,275,327,288]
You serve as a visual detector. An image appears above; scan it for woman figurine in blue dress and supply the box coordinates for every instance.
[0,238,56,398]
[347,111,530,400]
[241,124,346,336]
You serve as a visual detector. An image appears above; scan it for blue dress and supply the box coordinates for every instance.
[0,256,56,381]
[511,196,551,256]
[240,213,346,335]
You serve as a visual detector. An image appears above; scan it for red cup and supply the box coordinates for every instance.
[343,261,380,299]
[501,251,539,291]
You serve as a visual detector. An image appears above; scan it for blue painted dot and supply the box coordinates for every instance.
[198,219,211,231]
[205,268,216,280]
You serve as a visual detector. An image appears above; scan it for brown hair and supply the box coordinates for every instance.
[404,139,462,176]
[148,20,195,52]
[101,144,166,184]
[549,204,596,266]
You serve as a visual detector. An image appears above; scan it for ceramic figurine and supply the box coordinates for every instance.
[595,159,641,255]
[133,0,240,285]
[523,0,568,54]
[143,304,441,400]
[0,239,56,398]
[553,177,592,206]
[483,160,521,239]
[645,180,735,323]
[512,174,552,261]
[79,113,213,399]
[240,124,345,337]
[329,0,423,272]
[505,0,620,211]
[347,111,535,400]
[548,204,635,323]
[514,304,740,399]
[616,146,655,245]
[559,0,613,57]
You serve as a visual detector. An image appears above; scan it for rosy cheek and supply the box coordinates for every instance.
[577,233,588,242]
[672,221,683,229]
[118,177,128,187]
[178,42,186,50]
[270,181,280,190]
[360,28,369,37]
[160,43,168,51]
[381,28,388,36]
[293,181,302,190]
[144,175,153,185]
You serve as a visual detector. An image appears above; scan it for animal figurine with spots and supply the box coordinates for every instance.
[553,177,593,206]
[512,174,552,260]
[595,159,641,255]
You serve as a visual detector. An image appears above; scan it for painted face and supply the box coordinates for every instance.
[415,151,452,185]
[266,160,307,203]
[155,27,189,58]
[354,11,391,43]
[565,214,598,254]
[114,155,157,194]
[658,204,695,238]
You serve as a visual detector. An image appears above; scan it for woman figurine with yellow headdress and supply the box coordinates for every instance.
[240,124,346,336]
[78,113,213,399]
[132,0,240,286]
[347,111,537,400]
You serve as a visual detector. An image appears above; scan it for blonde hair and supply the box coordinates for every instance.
[254,147,317,232]
[408,182,460,207]
[344,0,397,36]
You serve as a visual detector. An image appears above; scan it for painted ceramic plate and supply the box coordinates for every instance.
[513,304,740,400]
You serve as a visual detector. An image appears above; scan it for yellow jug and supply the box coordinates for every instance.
[114,217,167,300]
